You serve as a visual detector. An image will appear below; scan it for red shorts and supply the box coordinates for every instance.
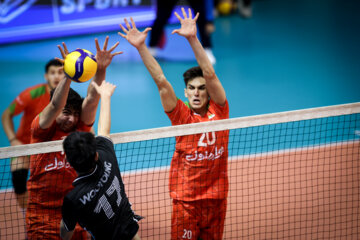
[171,199,227,240]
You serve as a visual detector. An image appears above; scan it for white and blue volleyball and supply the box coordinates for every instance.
[64,49,97,83]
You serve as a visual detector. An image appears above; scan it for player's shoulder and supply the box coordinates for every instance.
[28,84,48,98]
[96,135,113,145]
[209,99,229,111]
[19,83,48,98]
[23,83,47,92]
[169,98,190,113]
[96,136,115,153]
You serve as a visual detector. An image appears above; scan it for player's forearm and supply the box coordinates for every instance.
[81,70,105,125]
[1,109,17,142]
[97,96,111,137]
[187,36,215,78]
[137,44,167,86]
[86,69,105,104]
[93,69,106,89]
[81,96,99,125]
[187,35,226,105]
[39,77,72,129]
[51,77,72,110]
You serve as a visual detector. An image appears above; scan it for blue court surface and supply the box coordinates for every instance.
[0,0,359,149]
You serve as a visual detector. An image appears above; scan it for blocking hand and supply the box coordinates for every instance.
[118,17,152,49]
[95,36,123,71]
[172,7,199,38]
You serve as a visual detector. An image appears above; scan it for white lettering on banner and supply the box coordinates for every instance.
[185,146,225,162]
[44,157,71,171]
[79,161,112,205]
[60,0,142,14]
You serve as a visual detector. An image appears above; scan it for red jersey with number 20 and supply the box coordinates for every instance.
[166,99,229,201]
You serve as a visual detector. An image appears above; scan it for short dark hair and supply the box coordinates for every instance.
[45,59,63,73]
[183,66,203,86]
[63,131,97,173]
[50,88,83,115]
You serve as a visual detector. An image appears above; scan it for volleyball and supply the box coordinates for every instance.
[217,1,233,15]
[64,49,97,83]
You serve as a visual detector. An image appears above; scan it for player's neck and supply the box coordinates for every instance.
[46,84,53,93]
[192,107,207,117]
[76,166,96,177]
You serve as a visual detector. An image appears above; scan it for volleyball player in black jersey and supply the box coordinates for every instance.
[60,81,141,240]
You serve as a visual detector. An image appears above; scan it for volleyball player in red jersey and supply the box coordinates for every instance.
[2,59,63,209]
[26,37,122,239]
[119,8,229,239]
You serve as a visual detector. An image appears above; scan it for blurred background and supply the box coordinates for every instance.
[0,0,359,147]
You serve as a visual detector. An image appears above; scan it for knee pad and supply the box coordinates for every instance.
[11,169,29,194]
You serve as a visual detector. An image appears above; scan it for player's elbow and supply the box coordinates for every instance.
[156,75,172,92]
[154,74,168,88]
[59,226,67,240]
[59,221,73,240]
[202,67,216,80]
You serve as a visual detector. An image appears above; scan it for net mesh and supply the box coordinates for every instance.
[0,102,359,239]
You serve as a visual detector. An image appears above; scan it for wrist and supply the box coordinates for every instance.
[186,34,197,40]
[96,68,106,74]
[9,137,17,143]
[137,44,146,51]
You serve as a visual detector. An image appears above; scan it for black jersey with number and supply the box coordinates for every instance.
[62,136,139,240]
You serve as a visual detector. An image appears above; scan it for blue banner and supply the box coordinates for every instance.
[0,0,155,44]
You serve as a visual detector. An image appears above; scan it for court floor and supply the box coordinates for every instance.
[0,0,359,148]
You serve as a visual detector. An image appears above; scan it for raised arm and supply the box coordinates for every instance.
[118,18,177,112]
[91,81,116,137]
[81,37,122,125]
[38,64,72,129]
[173,8,226,106]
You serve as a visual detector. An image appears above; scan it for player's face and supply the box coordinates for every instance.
[185,77,209,114]
[56,108,80,132]
[45,66,64,90]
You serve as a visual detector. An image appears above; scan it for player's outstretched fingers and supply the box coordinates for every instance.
[95,38,101,52]
[194,12,199,21]
[57,44,66,59]
[54,57,64,64]
[124,18,131,30]
[108,42,119,53]
[130,17,137,29]
[143,27,152,34]
[188,8,192,19]
[174,11,182,21]
[181,7,187,18]
[102,36,109,50]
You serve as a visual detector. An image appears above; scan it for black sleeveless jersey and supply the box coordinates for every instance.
[62,136,139,240]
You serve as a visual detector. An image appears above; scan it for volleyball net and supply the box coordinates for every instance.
[0,102,359,239]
